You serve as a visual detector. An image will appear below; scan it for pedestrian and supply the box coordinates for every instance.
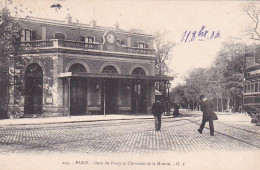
[198,95,218,136]
[173,101,180,117]
[152,100,164,131]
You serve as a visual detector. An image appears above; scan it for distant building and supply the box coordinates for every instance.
[243,47,260,125]
[5,15,173,118]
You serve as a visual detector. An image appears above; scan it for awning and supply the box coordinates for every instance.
[58,72,174,81]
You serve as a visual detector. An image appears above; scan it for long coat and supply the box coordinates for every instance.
[173,103,180,116]
[201,100,218,122]
[152,101,164,117]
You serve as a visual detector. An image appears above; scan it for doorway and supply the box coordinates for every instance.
[68,63,87,115]
[131,80,147,113]
[102,79,118,114]
[24,63,43,115]
[70,78,87,115]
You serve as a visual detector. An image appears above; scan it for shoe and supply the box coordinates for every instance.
[197,129,202,134]
[210,133,214,136]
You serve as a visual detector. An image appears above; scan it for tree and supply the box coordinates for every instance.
[242,2,260,40]
[154,31,175,76]
[153,31,175,97]
[0,7,22,118]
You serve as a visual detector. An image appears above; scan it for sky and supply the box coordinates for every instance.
[1,0,257,87]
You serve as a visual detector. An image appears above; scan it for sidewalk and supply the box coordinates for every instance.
[0,114,176,126]
[0,110,253,126]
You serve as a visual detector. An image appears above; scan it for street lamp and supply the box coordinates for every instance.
[166,81,171,116]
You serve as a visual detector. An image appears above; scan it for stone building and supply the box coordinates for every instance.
[6,16,173,118]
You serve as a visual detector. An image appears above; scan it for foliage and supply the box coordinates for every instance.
[170,42,254,112]
[0,7,21,59]
[154,31,175,76]
[242,2,260,41]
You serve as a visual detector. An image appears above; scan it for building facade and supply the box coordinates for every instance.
[6,16,172,118]
[243,46,260,125]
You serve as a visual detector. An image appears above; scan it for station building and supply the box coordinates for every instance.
[6,15,173,118]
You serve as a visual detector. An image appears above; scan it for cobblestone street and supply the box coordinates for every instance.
[0,110,259,154]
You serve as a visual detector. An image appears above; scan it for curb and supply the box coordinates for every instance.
[0,115,178,126]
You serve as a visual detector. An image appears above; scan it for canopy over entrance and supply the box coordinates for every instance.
[58,72,174,81]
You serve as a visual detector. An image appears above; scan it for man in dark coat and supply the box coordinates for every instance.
[152,100,164,131]
[198,95,218,136]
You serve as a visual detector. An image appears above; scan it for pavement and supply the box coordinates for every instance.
[0,109,255,126]
[0,114,160,125]
[0,110,259,170]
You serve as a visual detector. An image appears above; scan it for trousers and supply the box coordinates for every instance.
[154,115,161,131]
[199,119,214,135]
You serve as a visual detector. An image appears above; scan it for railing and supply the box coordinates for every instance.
[58,39,99,50]
[122,46,155,55]
[15,40,53,51]
[15,39,155,55]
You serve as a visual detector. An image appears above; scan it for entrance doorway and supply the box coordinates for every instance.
[24,63,43,115]
[131,67,147,113]
[68,64,87,115]
[131,80,147,113]
[70,78,87,115]
[102,79,118,114]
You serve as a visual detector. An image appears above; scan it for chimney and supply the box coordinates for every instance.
[67,14,72,24]
[114,21,120,30]
[90,20,97,28]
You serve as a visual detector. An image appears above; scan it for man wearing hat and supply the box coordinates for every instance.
[152,100,164,131]
[198,95,218,136]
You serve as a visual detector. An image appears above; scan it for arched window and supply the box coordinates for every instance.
[55,33,65,40]
[101,65,117,74]
[68,63,86,74]
[138,42,145,48]
[132,67,146,76]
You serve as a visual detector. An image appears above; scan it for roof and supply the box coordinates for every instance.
[58,72,174,81]
[17,16,154,38]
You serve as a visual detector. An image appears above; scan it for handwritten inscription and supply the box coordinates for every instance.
[181,26,220,43]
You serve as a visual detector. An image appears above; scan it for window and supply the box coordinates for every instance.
[247,84,250,93]
[132,67,146,76]
[244,85,247,93]
[86,37,94,43]
[68,64,86,74]
[79,36,85,42]
[101,65,117,74]
[251,84,254,93]
[21,29,32,42]
[138,42,145,48]
[256,83,258,92]
[55,33,65,40]
[117,40,125,46]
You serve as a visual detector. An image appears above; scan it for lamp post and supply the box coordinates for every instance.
[166,81,171,116]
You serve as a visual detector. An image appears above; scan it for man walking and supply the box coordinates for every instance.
[152,100,164,131]
[198,95,218,136]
